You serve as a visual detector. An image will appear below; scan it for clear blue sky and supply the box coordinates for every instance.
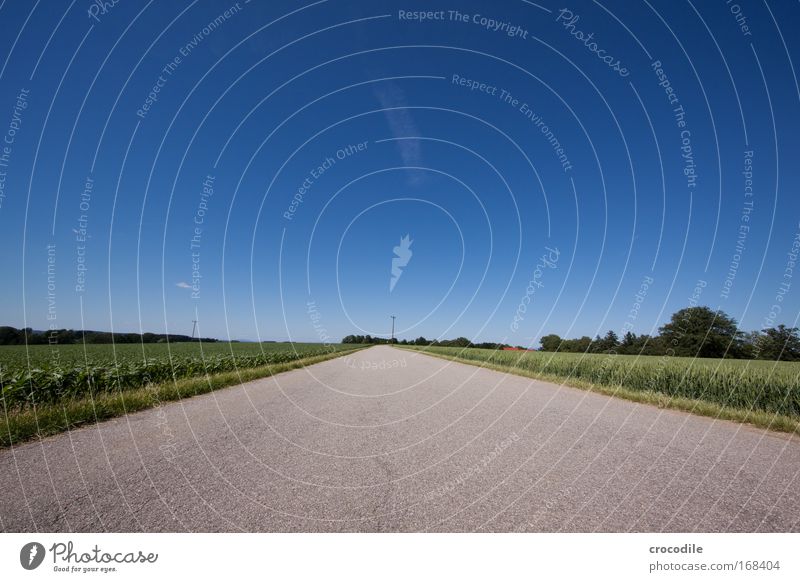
[0,0,798,344]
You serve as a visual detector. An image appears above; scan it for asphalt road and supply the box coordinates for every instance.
[1,345,799,532]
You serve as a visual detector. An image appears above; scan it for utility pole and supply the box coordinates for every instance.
[390,315,396,342]
[191,320,198,339]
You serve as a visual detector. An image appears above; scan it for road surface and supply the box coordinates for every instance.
[1,345,799,532]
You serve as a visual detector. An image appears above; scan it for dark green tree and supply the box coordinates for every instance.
[753,325,800,361]
[603,330,619,348]
[658,306,743,358]
[442,337,471,347]
[560,336,592,353]
[539,334,562,351]
[592,330,619,353]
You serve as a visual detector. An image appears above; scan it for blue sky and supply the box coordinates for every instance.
[0,0,798,344]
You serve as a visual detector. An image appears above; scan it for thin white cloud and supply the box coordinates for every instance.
[374,83,423,175]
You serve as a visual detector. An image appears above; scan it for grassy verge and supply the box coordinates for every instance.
[399,346,800,436]
[0,347,366,447]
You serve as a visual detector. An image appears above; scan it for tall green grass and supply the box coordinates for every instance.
[404,346,800,429]
[0,343,359,409]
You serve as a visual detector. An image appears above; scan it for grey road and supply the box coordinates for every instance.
[1,345,799,532]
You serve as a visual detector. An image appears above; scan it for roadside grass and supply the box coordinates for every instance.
[399,346,800,436]
[0,347,365,447]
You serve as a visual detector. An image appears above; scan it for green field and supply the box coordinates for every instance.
[403,346,800,432]
[0,342,357,409]
[0,341,338,368]
[0,341,365,446]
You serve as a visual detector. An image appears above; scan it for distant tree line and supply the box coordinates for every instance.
[341,334,512,350]
[539,306,800,361]
[345,306,800,362]
[0,326,219,345]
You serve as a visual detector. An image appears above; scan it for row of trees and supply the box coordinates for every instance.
[344,307,800,362]
[341,335,509,350]
[540,307,800,361]
[0,326,218,345]
[341,335,398,345]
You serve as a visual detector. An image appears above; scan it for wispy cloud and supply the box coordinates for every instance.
[374,83,423,182]
[175,282,191,289]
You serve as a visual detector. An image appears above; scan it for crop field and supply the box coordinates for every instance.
[404,346,800,420]
[0,342,357,410]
